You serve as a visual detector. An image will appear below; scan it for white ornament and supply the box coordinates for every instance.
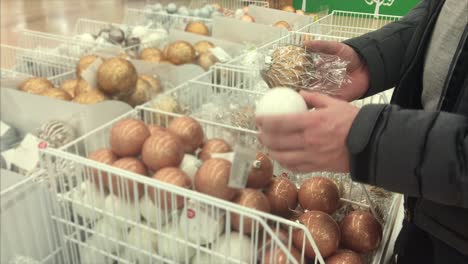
[79,242,112,264]
[70,181,106,221]
[179,154,201,183]
[104,194,140,231]
[140,30,168,47]
[255,87,308,116]
[199,8,211,18]
[131,26,148,39]
[193,9,200,17]
[234,9,244,19]
[167,3,177,14]
[191,251,222,264]
[213,232,253,263]
[139,196,171,226]
[75,33,95,43]
[121,225,158,264]
[157,224,196,262]
[89,217,126,253]
[151,3,163,12]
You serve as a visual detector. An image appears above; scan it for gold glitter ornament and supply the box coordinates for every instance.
[194,41,215,55]
[140,48,164,62]
[40,88,72,101]
[76,54,99,78]
[139,74,163,95]
[18,77,54,95]
[72,90,107,104]
[59,79,78,98]
[97,57,138,98]
[165,41,196,65]
[125,77,152,107]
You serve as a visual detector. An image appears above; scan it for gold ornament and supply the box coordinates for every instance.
[75,79,94,95]
[59,79,78,98]
[296,9,305,15]
[281,5,296,12]
[140,74,163,95]
[40,88,72,101]
[194,41,215,55]
[18,77,54,95]
[165,41,196,65]
[76,54,99,79]
[273,21,292,31]
[125,77,151,107]
[185,21,210,36]
[140,48,164,62]
[97,57,138,98]
[72,90,107,104]
[197,52,219,71]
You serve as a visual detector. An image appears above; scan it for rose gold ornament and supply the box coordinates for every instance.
[72,90,107,104]
[264,246,302,264]
[110,118,150,156]
[198,138,232,161]
[111,157,147,201]
[88,148,118,191]
[265,176,298,217]
[247,152,273,188]
[194,158,237,200]
[231,188,271,234]
[293,210,340,258]
[40,88,72,101]
[298,176,340,214]
[241,14,255,23]
[141,132,185,171]
[340,211,382,254]
[150,167,191,210]
[168,116,204,153]
[147,124,167,136]
[326,249,363,264]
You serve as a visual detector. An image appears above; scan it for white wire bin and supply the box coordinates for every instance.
[298,10,402,39]
[0,44,76,85]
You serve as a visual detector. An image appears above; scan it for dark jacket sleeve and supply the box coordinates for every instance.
[347,104,468,208]
[343,0,431,97]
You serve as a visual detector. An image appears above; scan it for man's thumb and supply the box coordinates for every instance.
[300,91,336,109]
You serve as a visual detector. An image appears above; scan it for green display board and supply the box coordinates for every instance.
[294,0,421,16]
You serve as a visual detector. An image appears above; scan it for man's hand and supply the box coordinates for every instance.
[304,40,370,102]
[256,92,360,173]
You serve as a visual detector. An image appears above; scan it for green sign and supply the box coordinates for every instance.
[294,0,421,16]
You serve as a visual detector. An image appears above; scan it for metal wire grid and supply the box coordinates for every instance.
[123,8,213,32]
[0,45,76,86]
[298,10,402,38]
[1,173,64,264]
[188,0,269,10]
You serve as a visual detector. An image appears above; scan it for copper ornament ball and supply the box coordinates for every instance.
[231,188,271,234]
[168,116,204,153]
[139,74,163,95]
[18,77,54,95]
[111,157,147,201]
[150,167,191,210]
[258,227,289,250]
[293,210,340,258]
[273,21,292,31]
[88,148,118,191]
[241,14,255,23]
[198,138,232,161]
[194,158,237,200]
[298,176,340,214]
[40,88,72,101]
[72,90,107,104]
[59,79,78,98]
[125,77,151,107]
[140,48,164,62]
[281,5,296,12]
[165,41,197,65]
[265,176,298,218]
[141,132,185,171]
[110,118,150,157]
[264,246,302,264]
[147,124,167,136]
[194,40,215,55]
[185,21,210,36]
[340,210,382,254]
[197,52,219,71]
[76,54,99,78]
[97,57,138,98]
[247,152,273,188]
[326,249,363,264]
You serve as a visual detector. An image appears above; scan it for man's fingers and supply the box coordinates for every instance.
[258,131,305,151]
[269,150,310,167]
[300,91,338,109]
[303,40,345,56]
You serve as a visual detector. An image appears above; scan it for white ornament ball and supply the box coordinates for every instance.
[191,251,221,264]
[152,3,163,12]
[70,181,106,221]
[104,194,140,231]
[131,26,148,39]
[139,196,171,226]
[199,8,211,18]
[234,9,244,19]
[76,33,95,43]
[79,242,112,264]
[167,3,177,14]
[193,9,201,17]
[90,217,126,253]
[213,232,253,262]
[179,154,202,183]
[178,6,189,15]
[157,224,196,261]
[122,225,158,264]
[255,87,308,116]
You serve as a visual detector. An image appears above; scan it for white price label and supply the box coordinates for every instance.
[228,145,257,189]
[209,47,233,63]
[0,121,10,137]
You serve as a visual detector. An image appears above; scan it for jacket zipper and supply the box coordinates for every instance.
[436,25,468,111]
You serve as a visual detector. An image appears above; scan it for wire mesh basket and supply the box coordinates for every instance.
[1,171,64,264]
[0,45,76,85]
[123,8,213,32]
[298,10,402,38]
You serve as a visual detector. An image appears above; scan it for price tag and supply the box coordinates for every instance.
[209,47,233,63]
[0,121,10,137]
[228,145,257,189]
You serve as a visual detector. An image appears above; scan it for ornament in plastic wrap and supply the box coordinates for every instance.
[72,90,107,104]
[157,223,196,261]
[59,79,78,98]
[18,77,54,95]
[150,94,184,119]
[194,40,215,55]
[89,217,126,253]
[108,26,125,44]
[122,225,158,264]
[262,45,350,94]
[69,181,106,221]
[140,47,164,62]
[197,52,219,70]
[74,33,95,43]
[273,21,292,31]
[104,194,140,230]
[36,120,75,148]
[293,210,340,258]
[40,88,72,101]
[340,210,382,253]
[212,232,253,263]
[76,54,99,78]
[165,41,196,65]
[140,74,163,95]
[130,25,148,39]
[97,57,138,98]
[141,29,168,47]
[185,21,210,36]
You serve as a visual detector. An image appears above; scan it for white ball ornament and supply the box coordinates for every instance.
[70,181,106,221]
[152,3,163,12]
[139,196,171,226]
[199,8,210,18]
[122,225,158,264]
[213,232,253,263]
[255,87,308,116]
[234,9,244,19]
[90,217,126,253]
[157,224,196,261]
[131,26,148,39]
[167,3,177,14]
[104,194,140,231]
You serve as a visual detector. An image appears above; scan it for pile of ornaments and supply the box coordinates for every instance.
[144,3,230,19]
[64,114,383,263]
[138,38,220,70]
